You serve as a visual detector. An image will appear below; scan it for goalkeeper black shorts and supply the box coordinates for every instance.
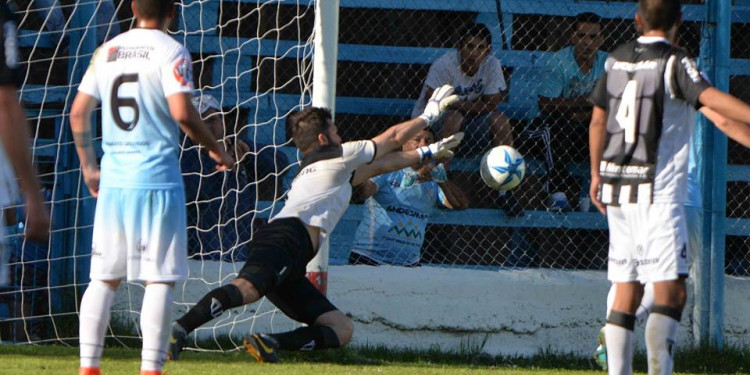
[238,217,337,324]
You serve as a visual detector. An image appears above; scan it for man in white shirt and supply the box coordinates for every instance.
[413,23,521,216]
[70,1,233,374]
[169,86,462,363]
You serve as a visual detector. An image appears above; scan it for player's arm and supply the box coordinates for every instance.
[0,86,49,241]
[698,87,750,124]
[167,93,234,171]
[352,149,421,186]
[370,85,457,160]
[69,92,102,198]
[353,133,464,186]
[700,106,750,148]
[353,179,378,201]
[588,105,607,215]
[438,179,468,210]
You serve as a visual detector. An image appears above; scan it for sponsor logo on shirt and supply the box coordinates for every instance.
[107,46,152,62]
[173,57,192,86]
[454,79,485,96]
[611,60,657,72]
[681,57,702,83]
[385,205,428,219]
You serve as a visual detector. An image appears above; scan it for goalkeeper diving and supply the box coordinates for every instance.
[169,86,463,362]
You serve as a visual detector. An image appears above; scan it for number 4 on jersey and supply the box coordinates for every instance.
[615,80,638,144]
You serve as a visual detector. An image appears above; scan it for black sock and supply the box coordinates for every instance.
[176,284,244,333]
[269,325,340,351]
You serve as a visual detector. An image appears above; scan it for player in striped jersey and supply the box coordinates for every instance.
[70,1,233,374]
[0,1,49,286]
[589,1,750,373]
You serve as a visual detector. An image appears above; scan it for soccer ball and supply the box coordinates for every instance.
[480,145,525,191]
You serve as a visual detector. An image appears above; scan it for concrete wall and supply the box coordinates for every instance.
[112,261,750,356]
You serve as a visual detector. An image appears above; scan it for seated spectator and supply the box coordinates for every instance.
[536,12,607,211]
[182,94,288,262]
[412,23,512,156]
[349,129,468,267]
[411,23,521,216]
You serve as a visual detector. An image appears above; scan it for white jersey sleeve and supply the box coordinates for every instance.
[78,47,102,100]
[342,140,376,169]
[161,46,193,97]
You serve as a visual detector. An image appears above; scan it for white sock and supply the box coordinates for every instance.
[636,283,655,324]
[79,280,116,368]
[140,283,173,372]
[645,312,679,375]
[606,284,616,319]
[606,323,634,375]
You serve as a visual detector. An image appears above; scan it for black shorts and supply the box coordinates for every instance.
[238,217,337,325]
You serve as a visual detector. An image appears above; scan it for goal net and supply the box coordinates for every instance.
[1,0,313,348]
[2,0,744,356]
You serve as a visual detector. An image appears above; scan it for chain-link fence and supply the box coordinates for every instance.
[2,0,749,344]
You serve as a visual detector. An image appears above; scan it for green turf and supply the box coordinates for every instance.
[0,344,749,375]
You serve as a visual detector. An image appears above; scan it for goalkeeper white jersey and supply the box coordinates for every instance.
[272,140,376,246]
[78,28,194,189]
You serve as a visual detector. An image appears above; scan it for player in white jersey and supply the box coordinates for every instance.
[589,1,750,373]
[0,2,49,286]
[169,86,462,363]
[70,2,233,375]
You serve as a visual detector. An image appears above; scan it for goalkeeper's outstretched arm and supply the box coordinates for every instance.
[369,85,458,161]
[352,133,463,186]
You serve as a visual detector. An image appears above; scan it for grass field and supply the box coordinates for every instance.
[1,344,749,375]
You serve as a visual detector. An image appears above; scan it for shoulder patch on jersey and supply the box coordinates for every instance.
[173,57,192,87]
[680,57,702,83]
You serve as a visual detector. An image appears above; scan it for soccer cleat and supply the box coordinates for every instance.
[243,333,280,363]
[547,192,572,212]
[167,323,188,361]
[78,367,101,375]
[139,371,162,375]
[593,326,608,371]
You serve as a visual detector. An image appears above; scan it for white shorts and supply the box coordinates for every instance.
[90,187,188,282]
[606,202,689,283]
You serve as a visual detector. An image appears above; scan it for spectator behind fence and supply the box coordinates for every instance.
[181,94,263,262]
[349,129,468,267]
[19,0,120,44]
[412,23,522,216]
[536,12,607,211]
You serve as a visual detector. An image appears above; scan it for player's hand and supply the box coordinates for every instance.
[23,192,50,243]
[416,132,464,161]
[419,85,459,127]
[590,173,606,215]
[82,167,100,198]
[210,148,235,171]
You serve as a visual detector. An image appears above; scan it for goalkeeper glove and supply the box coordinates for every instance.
[416,132,464,162]
[419,85,459,127]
